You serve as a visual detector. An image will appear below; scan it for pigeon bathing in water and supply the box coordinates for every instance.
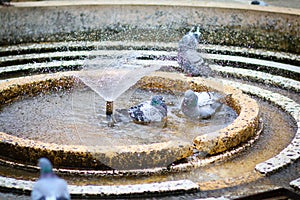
[128,95,167,123]
[31,158,70,200]
[181,90,228,119]
[177,27,214,77]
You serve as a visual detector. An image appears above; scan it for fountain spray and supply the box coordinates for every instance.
[106,101,114,127]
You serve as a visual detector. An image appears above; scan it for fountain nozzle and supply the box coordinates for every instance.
[106,101,114,127]
[106,101,113,116]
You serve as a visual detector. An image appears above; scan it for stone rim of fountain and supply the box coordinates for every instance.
[0,70,260,173]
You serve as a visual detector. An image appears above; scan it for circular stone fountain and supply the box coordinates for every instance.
[0,1,299,199]
[0,70,259,171]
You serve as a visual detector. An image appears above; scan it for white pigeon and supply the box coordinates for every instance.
[181,90,227,119]
[31,158,70,200]
[128,95,167,123]
[177,27,213,77]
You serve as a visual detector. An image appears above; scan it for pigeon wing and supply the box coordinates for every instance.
[128,101,151,122]
[140,103,164,122]
[195,92,215,107]
[184,50,204,64]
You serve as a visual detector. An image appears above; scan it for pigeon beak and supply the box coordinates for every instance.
[183,98,188,105]
[189,26,195,33]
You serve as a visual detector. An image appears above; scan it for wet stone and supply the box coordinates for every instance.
[290,177,300,191]
[0,176,33,191]
[210,65,300,92]
[0,175,199,197]
[68,180,199,197]
[222,79,300,175]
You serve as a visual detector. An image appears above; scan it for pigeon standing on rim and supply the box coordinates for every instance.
[181,90,228,119]
[177,27,214,77]
[128,95,167,123]
[250,1,268,6]
[31,158,70,200]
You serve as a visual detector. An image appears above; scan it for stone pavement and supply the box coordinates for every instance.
[10,0,300,9]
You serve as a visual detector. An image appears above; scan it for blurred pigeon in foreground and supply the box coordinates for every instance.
[181,90,229,119]
[128,95,167,123]
[177,27,214,77]
[31,158,70,200]
[250,1,268,6]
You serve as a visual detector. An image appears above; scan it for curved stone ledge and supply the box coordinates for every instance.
[203,54,300,78]
[210,65,300,92]
[0,176,199,198]
[1,43,299,84]
[290,177,300,191]
[0,71,260,172]
[1,41,299,64]
[170,122,263,172]
[0,121,263,178]
[222,80,300,175]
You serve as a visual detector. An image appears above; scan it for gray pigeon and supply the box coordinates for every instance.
[181,90,227,119]
[31,158,70,200]
[250,1,268,6]
[177,27,213,77]
[128,95,167,123]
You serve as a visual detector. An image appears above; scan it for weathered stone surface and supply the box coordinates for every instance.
[210,65,300,92]
[0,1,299,53]
[290,177,300,190]
[0,175,199,197]
[220,79,300,175]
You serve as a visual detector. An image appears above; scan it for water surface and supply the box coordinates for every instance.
[0,85,236,146]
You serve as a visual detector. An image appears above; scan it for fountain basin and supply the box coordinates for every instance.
[0,71,259,171]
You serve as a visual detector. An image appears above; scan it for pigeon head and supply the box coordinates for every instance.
[151,95,167,110]
[151,95,165,106]
[38,158,53,174]
[183,90,198,107]
[178,26,202,52]
[189,27,201,42]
